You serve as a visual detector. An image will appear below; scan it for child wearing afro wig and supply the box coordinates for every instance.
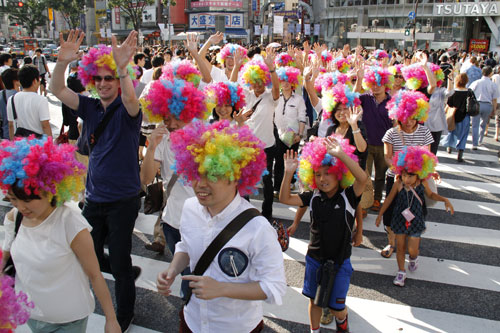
[375,146,454,287]
[279,135,368,333]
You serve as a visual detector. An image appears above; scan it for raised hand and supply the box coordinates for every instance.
[264,46,276,70]
[342,44,351,58]
[233,48,246,69]
[184,32,199,54]
[149,125,168,148]
[234,108,252,126]
[287,45,295,57]
[324,136,344,157]
[208,31,224,45]
[347,106,363,127]
[112,30,138,70]
[284,149,299,173]
[58,29,85,64]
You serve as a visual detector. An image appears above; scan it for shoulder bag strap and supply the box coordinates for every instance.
[409,186,423,206]
[2,90,6,105]
[89,103,121,149]
[161,173,179,209]
[14,211,22,235]
[185,207,261,305]
[10,94,17,120]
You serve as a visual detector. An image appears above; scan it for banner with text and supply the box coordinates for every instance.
[189,12,244,29]
[191,0,242,8]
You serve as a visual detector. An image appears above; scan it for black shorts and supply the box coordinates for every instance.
[40,73,46,86]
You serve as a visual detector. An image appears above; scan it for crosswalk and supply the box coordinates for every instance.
[1,133,500,332]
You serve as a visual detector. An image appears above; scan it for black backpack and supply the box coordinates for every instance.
[466,89,480,117]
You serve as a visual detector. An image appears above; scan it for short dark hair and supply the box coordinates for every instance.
[11,183,57,207]
[165,49,173,57]
[152,55,164,68]
[1,68,19,89]
[134,53,145,64]
[35,48,42,53]
[23,56,32,64]
[18,64,40,88]
[0,53,11,65]
[482,66,493,77]
[441,55,448,62]
[144,47,151,56]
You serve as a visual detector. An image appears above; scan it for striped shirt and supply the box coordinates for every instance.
[382,124,434,177]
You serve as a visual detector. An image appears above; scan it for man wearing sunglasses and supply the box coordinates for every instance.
[50,30,142,333]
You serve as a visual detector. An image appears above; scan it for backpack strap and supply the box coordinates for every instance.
[2,90,7,105]
[10,94,17,120]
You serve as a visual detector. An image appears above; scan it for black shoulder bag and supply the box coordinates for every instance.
[184,208,261,305]
[3,211,23,277]
[77,103,121,156]
[11,95,43,138]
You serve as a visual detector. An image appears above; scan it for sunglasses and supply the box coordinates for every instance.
[394,75,403,79]
[93,75,117,82]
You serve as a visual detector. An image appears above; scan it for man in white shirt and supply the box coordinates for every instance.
[141,55,164,85]
[7,65,51,139]
[32,48,51,96]
[157,121,286,333]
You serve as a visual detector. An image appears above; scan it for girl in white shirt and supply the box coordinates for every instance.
[0,137,120,333]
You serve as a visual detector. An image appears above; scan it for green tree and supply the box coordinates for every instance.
[0,0,48,37]
[45,0,86,30]
[107,0,155,32]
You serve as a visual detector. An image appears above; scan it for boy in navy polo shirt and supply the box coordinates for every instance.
[280,135,367,333]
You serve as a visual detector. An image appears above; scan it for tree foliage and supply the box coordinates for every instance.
[0,0,48,37]
[107,0,155,32]
[45,0,86,30]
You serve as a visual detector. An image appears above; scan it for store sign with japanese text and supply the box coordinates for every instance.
[189,13,244,29]
[191,0,242,8]
[433,2,500,16]
[469,39,489,53]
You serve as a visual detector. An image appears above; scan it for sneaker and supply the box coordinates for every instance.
[408,257,419,272]
[472,145,478,150]
[273,190,279,199]
[446,147,452,154]
[393,271,406,287]
[144,241,165,255]
[371,200,381,212]
[320,308,334,325]
[335,314,349,333]
[119,315,134,333]
[132,266,142,282]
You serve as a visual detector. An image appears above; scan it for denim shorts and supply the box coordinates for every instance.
[302,255,353,311]
[27,316,88,333]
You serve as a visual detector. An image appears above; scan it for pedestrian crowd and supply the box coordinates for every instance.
[4,29,500,333]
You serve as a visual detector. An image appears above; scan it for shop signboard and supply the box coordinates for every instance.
[433,2,500,16]
[191,0,242,8]
[189,12,244,29]
[469,39,489,53]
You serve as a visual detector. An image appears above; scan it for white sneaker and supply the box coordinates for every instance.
[393,271,406,287]
[408,257,419,272]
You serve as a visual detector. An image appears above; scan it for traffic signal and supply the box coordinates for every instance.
[405,29,410,36]
[18,1,23,6]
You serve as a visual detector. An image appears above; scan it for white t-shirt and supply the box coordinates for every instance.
[153,132,195,229]
[314,98,332,138]
[141,68,154,84]
[0,65,10,74]
[5,205,95,323]
[244,88,278,148]
[211,66,229,83]
[6,91,50,135]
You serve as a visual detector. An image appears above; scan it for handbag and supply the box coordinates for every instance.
[272,220,289,252]
[2,211,23,278]
[55,125,69,145]
[144,173,178,215]
[445,105,456,131]
[10,95,42,138]
[185,208,261,305]
[466,89,480,117]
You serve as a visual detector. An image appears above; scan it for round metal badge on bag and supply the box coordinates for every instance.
[218,247,248,277]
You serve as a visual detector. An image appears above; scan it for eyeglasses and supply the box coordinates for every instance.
[394,75,403,79]
[92,75,117,82]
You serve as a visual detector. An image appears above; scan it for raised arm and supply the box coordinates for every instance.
[230,48,245,82]
[303,64,319,107]
[198,32,224,72]
[50,30,85,111]
[184,33,211,84]
[112,31,140,117]
[279,150,304,206]
[264,47,280,100]
[140,125,166,185]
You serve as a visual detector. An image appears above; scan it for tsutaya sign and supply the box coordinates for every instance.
[433,2,500,16]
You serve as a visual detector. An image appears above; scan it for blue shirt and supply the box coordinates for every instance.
[466,66,482,88]
[76,94,142,202]
[360,93,392,146]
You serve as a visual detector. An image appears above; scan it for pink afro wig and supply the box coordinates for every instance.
[204,81,246,111]
[0,136,86,205]
[298,134,359,190]
[333,57,350,73]
[321,84,361,120]
[140,78,207,123]
[392,146,437,180]
[217,43,248,65]
[240,59,271,88]
[314,71,351,93]
[401,63,445,90]
[321,50,334,63]
[170,120,267,196]
[276,66,302,90]
[362,66,394,92]
[160,60,201,88]
[275,52,296,67]
[387,89,429,123]
[428,63,445,87]
[77,45,137,93]
[373,49,389,61]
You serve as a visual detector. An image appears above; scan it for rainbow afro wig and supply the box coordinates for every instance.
[160,60,201,88]
[78,45,137,94]
[387,89,429,123]
[0,136,86,205]
[373,49,389,61]
[321,84,361,120]
[204,81,246,111]
[321,50,333,64]
[240,59,271,88]
[391,146,437,180]
[0,250,33,332]
[401,63,445,90]
[140,78,207,123]
[314,71,351,93]
[389,64,405,83]
[275,52,296,68]
[170,120,267,196]
[276,66,302,90]
[217,43,248,65]
[362,66,394,92]
[333,57,350,73]
[428,62,445,87]
[298,134,358,190]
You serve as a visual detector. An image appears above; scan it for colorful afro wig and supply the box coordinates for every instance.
[276,66,302,90]
[362,66,394,92]
[239,59,271,88]
[333,57,351,73]
[391,146,437,180]
[401,63,445,90]
[275,52,296,68]
[321,84,361,120]
[0,250,33,332]
[372,49,389,61]
[314,71,351,93]
[217,43,248,65]
[321,50,334,64]
[204,81,246,112]
[298,134,359,190]
[160,60,201,88]
[387,89,429,123]
[428,62,445,88]
[78,45,137,95]
[0,136,86,205]
[389,64,405,86]
[140,78,208,123]
[170,120,267,196]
